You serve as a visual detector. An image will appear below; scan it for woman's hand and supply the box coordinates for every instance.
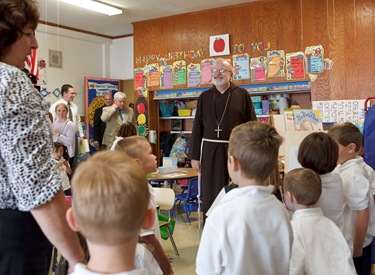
[53,128,60,136]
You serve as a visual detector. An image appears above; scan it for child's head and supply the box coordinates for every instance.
[115,122,137,138]
[327,122,362,164]
[54,142,69,161]
[67,151,151,245]
[228,121,282,184]
[298,132,338,175]
[115,136,157,174]
[283,168,322,210]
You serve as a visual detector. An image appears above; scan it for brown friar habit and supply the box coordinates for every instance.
[188,82,257,214]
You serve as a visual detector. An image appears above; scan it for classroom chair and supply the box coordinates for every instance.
[153,187,180,256]
[172,177,200,224]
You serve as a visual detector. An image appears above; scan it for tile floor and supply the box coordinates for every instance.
[160,208,202,275]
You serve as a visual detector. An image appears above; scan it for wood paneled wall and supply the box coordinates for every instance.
[133,0,375,101]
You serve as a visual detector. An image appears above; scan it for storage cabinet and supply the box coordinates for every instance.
[152,80,311,165]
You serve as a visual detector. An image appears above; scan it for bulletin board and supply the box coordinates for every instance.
[84,77,120,152]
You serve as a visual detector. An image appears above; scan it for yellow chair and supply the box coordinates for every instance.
[153,187,179,256]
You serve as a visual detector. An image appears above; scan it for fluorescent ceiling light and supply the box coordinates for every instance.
[60,0,122,16]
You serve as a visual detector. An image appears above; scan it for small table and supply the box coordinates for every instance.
[148,168,198,188]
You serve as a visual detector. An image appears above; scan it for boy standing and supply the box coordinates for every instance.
[283,168,356,275]
[328,122,375,275]
[196,122,293,275]
[66,151,153,274]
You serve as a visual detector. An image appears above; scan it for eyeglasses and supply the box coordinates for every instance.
[22,30,35,39]
[211,68,231,74]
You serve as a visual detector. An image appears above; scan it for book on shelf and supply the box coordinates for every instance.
[283,108,296,131]
[293,109,323,131]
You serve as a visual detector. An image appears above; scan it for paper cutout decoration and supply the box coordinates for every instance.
[52,88,61,98]
[135,96,148,137]
[293,109,323,131]
[209,34,230,57]
[38,58,47,85]
[134,68,145,90]
[324,58,334,70]
[144,63,160,87]
[308,73,318,82]
[233,54,250,80]
[305,45,324,74]
[173,60,187,85]
[39,87,49,97]
[201,59,215,84]
[286,52,305,80]
[134,67,148,97]
[160,65,173,89]
[250,56,267,82]
[267,50,285,78]
[187,63,201,87]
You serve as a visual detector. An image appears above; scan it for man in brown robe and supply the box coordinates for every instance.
[188,58,257,216]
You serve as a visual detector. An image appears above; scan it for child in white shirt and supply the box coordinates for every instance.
[328,122,375,275]
[66,151,154,275]
[116,136,172,275]
[283,168,356,275]
[196,122,293,275]
[297,132,345,231]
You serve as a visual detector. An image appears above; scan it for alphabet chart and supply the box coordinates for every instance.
[312,100,366,124]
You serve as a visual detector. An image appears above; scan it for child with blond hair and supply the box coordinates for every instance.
[196,121,293,275]
[66,151,154,274]
[283,168,356,275]
[328,122,375,275]
[116,136,173,275]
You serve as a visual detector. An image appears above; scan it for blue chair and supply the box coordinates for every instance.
[172,177,200,224]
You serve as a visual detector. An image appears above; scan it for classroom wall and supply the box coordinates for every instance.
[133,0,375,101]
[110,37,134,80]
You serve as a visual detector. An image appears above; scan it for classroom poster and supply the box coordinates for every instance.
[84,77,120,153]
[145,63,160,87]
[312,100,366,131]
[160,65,173,89]
[134,67,145,90]
[267,50,285,78]
[201,58,214,84]
[187,63,201,87]
[286,52,305,80]
[209,34,230,56]
[250,56,267,82]
[305,45,324,74]
[233,54,250,80]
[173,60,187,85]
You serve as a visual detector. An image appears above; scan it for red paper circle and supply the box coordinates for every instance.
[137,103,146,114]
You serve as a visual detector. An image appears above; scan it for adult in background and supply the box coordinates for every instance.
[52,103,77,167]
[92,92,113,150]
[188,58,257,216]
[49,84,85,168]
[0,0,84,274]
[101,91,136,150]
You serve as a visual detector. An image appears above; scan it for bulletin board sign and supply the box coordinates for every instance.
[84,77,120,152]
[312,99,366,131]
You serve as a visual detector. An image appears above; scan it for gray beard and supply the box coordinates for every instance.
[212,77,229,87]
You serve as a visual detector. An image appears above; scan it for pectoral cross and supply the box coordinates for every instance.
[215,125,222,138]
